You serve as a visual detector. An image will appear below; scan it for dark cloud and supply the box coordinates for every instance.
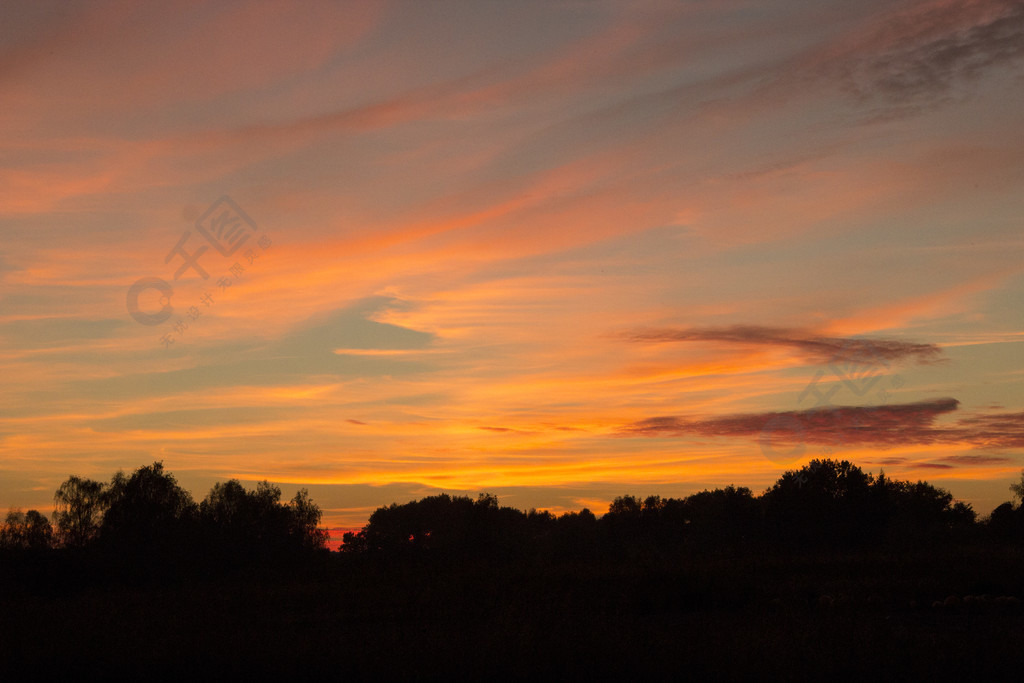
[951,412,1024,448]
[621,399,1024,452]
[621,398,958,444]
[939,454,1015,466]
[347,419,367,426]
[871,457,910,466]
[621,325,942,366]
[479,426,536,435]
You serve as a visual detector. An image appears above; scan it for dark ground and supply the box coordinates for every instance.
[3,543,1024,680]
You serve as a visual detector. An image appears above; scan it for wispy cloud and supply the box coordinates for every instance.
[620,325,943,366]
[837,0,1024,108]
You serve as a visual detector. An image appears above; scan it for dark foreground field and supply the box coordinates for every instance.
[3,544,1024,680]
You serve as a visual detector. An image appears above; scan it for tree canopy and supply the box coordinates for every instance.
[40,463,328,565]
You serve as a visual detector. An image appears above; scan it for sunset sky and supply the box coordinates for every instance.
[2,0,1023,536]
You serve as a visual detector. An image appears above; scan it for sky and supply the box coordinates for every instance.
[1,0,1023,537]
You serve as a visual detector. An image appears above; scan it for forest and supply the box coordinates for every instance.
[2,458,1024,679]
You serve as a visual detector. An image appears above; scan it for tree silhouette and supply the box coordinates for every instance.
[288,488,329,550]
[602,495,644,544]
[607,495,642,519]
[1010,469,1024,505]
[760,459,874,547]
[200,478,278,547]
[988,501,1023,540]
[99,462,197,550]
[879,477,975,541]
[0,509,53,550]
[52,475,106,547]
[199,479,328,557]
[679,485,759,549]
[346,492,526,555]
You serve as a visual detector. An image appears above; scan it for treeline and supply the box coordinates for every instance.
[6,458,1024,567]
[341,459,1024,559]
[0,462,327,578]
